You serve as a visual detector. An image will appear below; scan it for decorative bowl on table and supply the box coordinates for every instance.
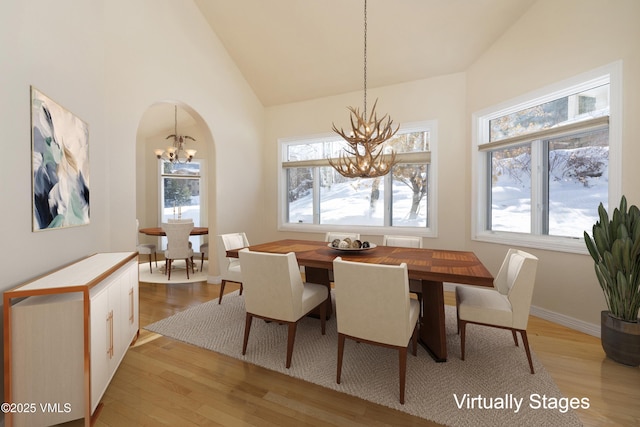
[328,238,376,252]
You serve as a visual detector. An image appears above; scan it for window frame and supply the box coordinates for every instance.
[278,120,438,237]
[157,158,206,249]
[471,61,622,254]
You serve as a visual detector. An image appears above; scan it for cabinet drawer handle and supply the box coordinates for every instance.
[129,288,134,324]
[106,311,114,358]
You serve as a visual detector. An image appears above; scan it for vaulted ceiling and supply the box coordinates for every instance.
[140,0,537,137]
[194,0,537,107]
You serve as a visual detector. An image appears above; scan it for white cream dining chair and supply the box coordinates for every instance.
[382,235,424,319]
[333,257,419,404]
[455,248,539,374]
[238,249,328,369]
[136,219,157,274]
[216,232,250,304]
[161,222,195,280]
[382,235,422,249]
[199,242,208,272]
[167,219,196,253]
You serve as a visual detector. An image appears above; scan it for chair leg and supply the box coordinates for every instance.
[512,330,519,346]
[399,347,407,404]
[185,259,190,279]
[219,281,243,303]
[148,254,153,274]
[154,251,158,267]
[191,257,195,274]
[242,313,253,355]
[319,299,327,335]
[336,333,346,384]
[200,254,205,272]
[285,322,298,369]
[460,320,467,360]
[218,280,227,304]
[519,330,535,374]
[167,259,172,280]
[411,323,418,356]
[455,293,460,334]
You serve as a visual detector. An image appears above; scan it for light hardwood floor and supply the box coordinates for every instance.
[72,280,639,426]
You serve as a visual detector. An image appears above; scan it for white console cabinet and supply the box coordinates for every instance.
[3,252,139,427]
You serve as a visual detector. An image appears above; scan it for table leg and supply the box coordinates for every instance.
[303,266,333,319]
[419,280,447,362]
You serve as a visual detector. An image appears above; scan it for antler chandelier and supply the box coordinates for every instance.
[329,0,399,178]
[154,105,197,164]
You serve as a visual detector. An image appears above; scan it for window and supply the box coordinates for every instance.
[279,122,437,235]
[159,160,204,249]
[473,62,621,253]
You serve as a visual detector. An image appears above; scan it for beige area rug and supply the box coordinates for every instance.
[138,260,208,284]
[145,291,582,427]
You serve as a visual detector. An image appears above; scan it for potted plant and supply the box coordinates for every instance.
[584,195,640,366]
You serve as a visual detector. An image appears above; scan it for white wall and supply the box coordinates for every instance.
[466,0,640,327]
[102,1,265,256]
[0,0,265,408]
[0,1,109,286]
[265,73,468,247]
[0,0,264,284]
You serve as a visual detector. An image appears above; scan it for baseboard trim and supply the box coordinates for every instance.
[443,283,600,338]
[529,305,600,337]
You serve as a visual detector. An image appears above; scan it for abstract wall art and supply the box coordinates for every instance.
[31,87,90,231]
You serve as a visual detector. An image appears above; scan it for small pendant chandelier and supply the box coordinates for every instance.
[329,0,399,178]
[154,105,197,164]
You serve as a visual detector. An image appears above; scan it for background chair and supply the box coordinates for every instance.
[324,232,361,281]
[238,249,328,368]
[382,235,422,249]
[216,232,250,304]
[455,249,539,373]
[161,222,195,280]
[383,235,424,319]
[333,257,419,404]
[200,242,208,271]
[165,219,195,256]
[136,219,157,273]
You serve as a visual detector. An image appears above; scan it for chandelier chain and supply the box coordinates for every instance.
[329,0,399,178]
[174,105,178,136]
[363,0,367,119]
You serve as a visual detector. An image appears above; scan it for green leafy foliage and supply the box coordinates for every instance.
[584,196,640,321]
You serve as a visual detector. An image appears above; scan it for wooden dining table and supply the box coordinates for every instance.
[138,226,209,236]
[226,239,494,362]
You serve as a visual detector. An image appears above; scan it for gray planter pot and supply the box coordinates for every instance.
[601,311,640,367]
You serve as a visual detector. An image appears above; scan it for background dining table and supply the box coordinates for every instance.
[138,226,208,274]
[138,226,209,236]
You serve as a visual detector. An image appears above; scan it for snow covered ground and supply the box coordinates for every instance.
[288,147,607,237]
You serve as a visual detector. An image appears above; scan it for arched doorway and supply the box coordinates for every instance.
[135,101,216,274]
